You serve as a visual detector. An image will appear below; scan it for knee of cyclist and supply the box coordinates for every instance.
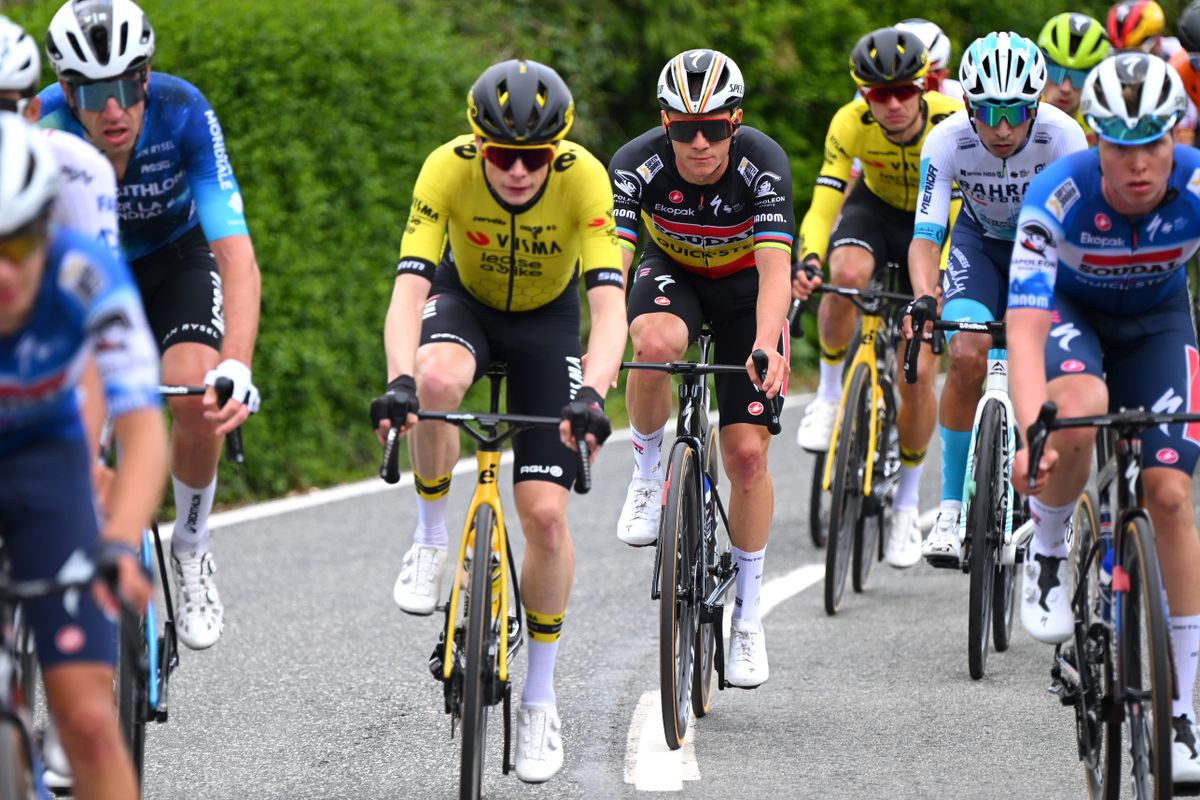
[521,501,570,552]
[1144,476,1193,529]
[168,395,208,434]
[827,250,871,287]
[1050,427,1095,460]
[54,699,122,765]
[947,337,987,378]
[631,330,685,363]
[723,443,768,485]
[414,364,468,409]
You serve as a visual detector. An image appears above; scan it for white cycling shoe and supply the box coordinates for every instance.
[885,506,923,569]
[1173,715,1200,784]
[1020,553,1072,644]
[922,505,962,569]
[392,543,448,616]
[515,705,564,783]
[172,551,224,650]
[725,618,769,688]
[616,472,662,547]
[796,397,838,452]
[41,720,71,791]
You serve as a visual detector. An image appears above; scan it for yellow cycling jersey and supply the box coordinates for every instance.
[397,135,623,312]
[799,92,963,262]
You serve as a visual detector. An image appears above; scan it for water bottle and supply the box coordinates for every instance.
[703,476,715,539]
[1098,526,1113,624]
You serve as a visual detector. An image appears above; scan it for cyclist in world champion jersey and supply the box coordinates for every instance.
[1007,53,1200,781]
[0,113,168,800]
[905,32,1088,568]
[37,0,264,651]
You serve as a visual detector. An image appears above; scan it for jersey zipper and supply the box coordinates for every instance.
[505,213,517,311]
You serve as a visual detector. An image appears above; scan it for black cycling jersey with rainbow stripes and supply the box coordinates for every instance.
[609,126,795,279]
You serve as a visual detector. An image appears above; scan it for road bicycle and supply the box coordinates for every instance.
[1030,404,1199,799]
[622,334,781,749]
[380,363,591,800]
[902,313,1026,680]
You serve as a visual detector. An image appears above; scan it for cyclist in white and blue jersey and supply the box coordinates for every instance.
[36,0,264,650]
[1007,53,1200,782]
[906,33,1088,567]
[0,113,167,800]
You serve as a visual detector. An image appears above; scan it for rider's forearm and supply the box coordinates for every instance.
[907,237,942,299]
[582,284,628,397]
[753,249,791,348]
[384,274,432,380]
[209,235,261,367]
[620,248,635,285]
[1006,308,1052,434]
[103,407,169,548]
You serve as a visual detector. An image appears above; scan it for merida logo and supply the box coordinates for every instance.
[185,495,202,533]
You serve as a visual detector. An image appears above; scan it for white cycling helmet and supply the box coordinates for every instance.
[657,49,744,114]
[895,18,952,72]
[45,0,154,80]
[1080,52,1186,143]
[0,113,58,236]
[959,32,1047,105]
[0,17,41,96]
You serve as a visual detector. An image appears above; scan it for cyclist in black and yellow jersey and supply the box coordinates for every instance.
[793,28,962,568]
[369,60,626,784]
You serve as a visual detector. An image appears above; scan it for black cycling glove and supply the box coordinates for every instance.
[370,375,419,430]
[562,386,611,446]
[902,294,938,327]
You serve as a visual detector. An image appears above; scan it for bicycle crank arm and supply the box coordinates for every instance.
[1049,646,1082,706]
[1001,519,1034,566]
[502,682,513,775]
[700,566,739,623]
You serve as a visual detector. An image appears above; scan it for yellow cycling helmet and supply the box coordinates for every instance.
[1038,13,1111,68]
[1106,0,1166,50]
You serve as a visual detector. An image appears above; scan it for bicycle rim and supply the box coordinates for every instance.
[659,443,697,749]
[826,364,870,615]
[1119,516,1173,800]
[692,429,719,718]
[808,452,829,548]
[993,500,1020,652]
[116,610,147,784]
[460,505,497,800]
[853,390,891,592]
[967,400,1004,680]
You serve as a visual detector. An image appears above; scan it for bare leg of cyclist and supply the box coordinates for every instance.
[513,481,572,781]
[43,665,136,800]
[392,343,474,615]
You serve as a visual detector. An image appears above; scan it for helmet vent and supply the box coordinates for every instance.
[118,21,129,56]
[87,25,110,65]
[64,31,88,64]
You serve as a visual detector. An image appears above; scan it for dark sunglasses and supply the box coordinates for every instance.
[664,116,735,143]
[480,142,556,172]
[0,219,48,263]
[70,77,146,112]
[860,83,922,104]
[970,101,1036,128]
[1045,62,1091,89]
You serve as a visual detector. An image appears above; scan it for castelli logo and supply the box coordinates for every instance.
[466,231,489,246]
[669,190,684,203]
[1157,448,1180,465]
[1094,213,1111,232]
[55,625,85,655]
[747,401,764,416]
[654,296,671,306]
[1061,359,1085,373]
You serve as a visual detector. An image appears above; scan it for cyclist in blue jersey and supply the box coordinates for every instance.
[37,0,263,650]
[0,112,167,800]
[1008,53,1200,782]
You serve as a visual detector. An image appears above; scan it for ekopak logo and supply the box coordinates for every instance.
[466,231,489,246]
[1157,447,1180,465]
[747,401,764,416]
[669,190,684,203]
[1094,213,1112,232]
[1060,359,1085,373]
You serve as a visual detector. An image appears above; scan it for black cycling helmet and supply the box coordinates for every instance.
[467,59,574,144]
[1180,0,1200,51]
[850,27,930,86]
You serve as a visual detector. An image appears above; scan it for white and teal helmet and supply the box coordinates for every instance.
[0,17,40,96]
[959,31,1047,105]
[1080,52,1186,144]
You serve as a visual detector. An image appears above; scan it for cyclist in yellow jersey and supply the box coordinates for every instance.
[793,28,962,568]
[369,60,626,785]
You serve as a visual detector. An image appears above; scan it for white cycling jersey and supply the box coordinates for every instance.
[41,128,119,255]
[913,103,1088,244]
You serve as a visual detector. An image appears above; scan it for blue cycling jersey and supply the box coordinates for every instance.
[37,72,249,262]
[0,228,160,455]
[1008,146,1200,316]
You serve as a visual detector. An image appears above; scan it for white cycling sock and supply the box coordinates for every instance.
[522,610,563,709]
[894,463,923,511]
[1028,497,1074,559]
[170,476,216,558]
[415,496,449,548]
[817,361,844,403]
[631,425,664,479]
[731,546,766,626]
[1172,615,1200,720]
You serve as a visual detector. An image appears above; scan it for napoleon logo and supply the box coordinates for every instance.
[613,169,640,198]
[1019,221,1054,255]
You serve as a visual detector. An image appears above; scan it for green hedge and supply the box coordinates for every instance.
[8,0,1131,505]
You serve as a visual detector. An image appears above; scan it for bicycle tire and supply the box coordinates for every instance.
[660,441,698,749]
[826,363,870,615]
[116,609,147,787]
[691,428,719,719]
[808,453,829,548]
[854,387,893,592]
[967,399,1005,680]
[460,505,497,800]
[993,501,1021,653]
[1118,515,1173,800]
[0,717,35,800]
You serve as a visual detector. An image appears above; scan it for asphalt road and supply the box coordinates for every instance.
[112,399,1200,800]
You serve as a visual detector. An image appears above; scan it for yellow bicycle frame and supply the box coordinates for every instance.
[441,448,511,683]
[821,312,886,498]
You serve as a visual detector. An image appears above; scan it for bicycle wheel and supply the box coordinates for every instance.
[660,441,698,749]
[1071,490,1119,799]
[854,388,893,592]
[1118,515,1173,800]
[808,452,829,548]
[116,608,147,785]
[460,505,497,800]
[826,363,870,615]
[692,428,719,719]
[966,399,1006,680]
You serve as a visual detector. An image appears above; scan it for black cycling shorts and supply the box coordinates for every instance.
[626,243,787,429]
[420,268,582,489]
[130,225,224,353]
[828,181,915,294]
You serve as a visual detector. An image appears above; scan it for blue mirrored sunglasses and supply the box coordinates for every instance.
[70,77,145,112]
[1045,62,1091,88]
[1088,114,1174,145]
[970,101,1036,128]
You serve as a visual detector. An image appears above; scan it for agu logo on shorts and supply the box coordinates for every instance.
[669,190,684,203]
[747,401,764,416]
[1157,448,1180,465]
[55,625,85,655]
[654,296,671,306]
[1060,359,1085,373]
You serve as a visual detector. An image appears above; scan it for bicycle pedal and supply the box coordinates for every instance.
[699,602,722,624]
[923,554,961,570]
